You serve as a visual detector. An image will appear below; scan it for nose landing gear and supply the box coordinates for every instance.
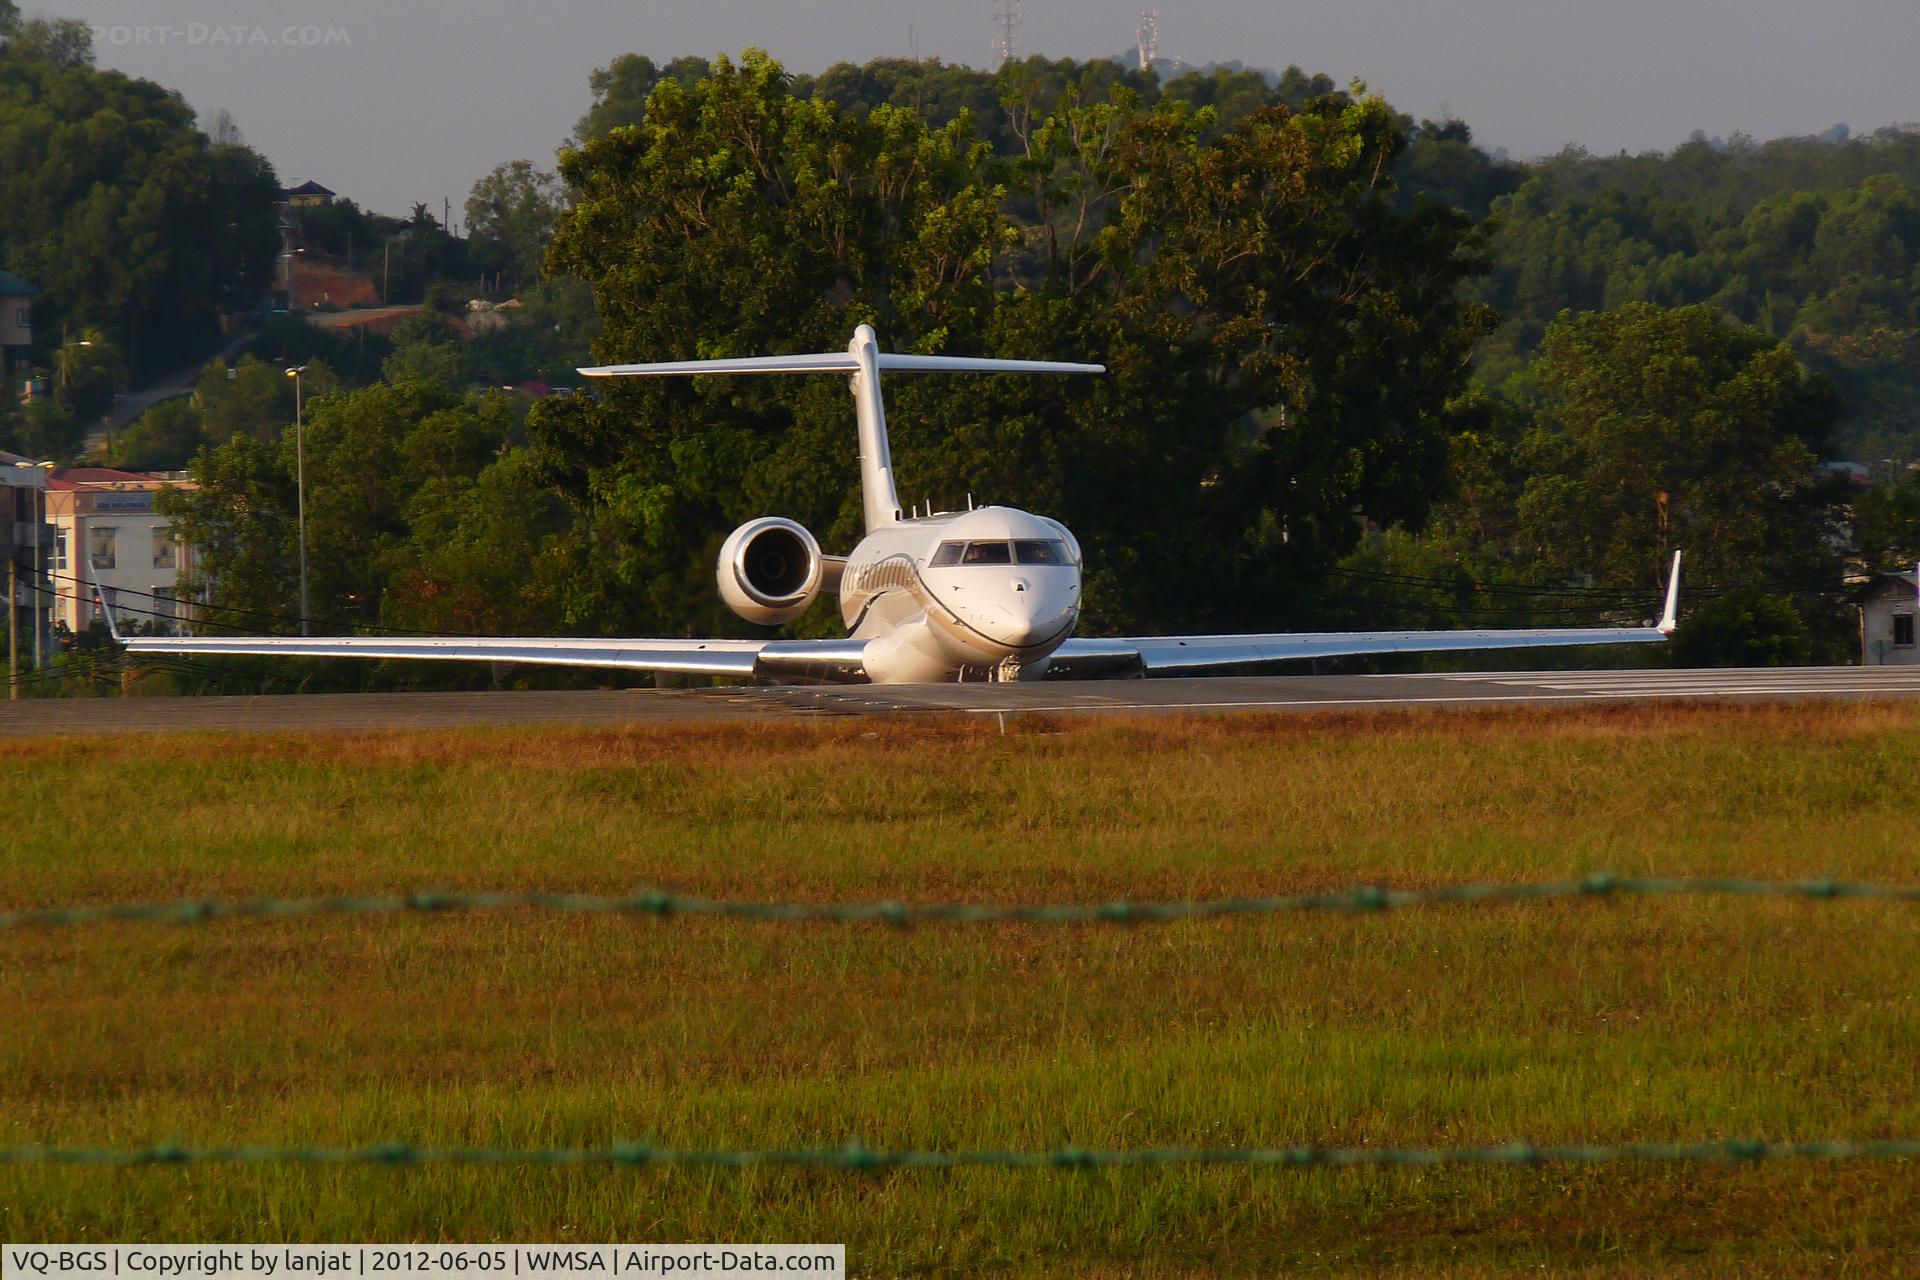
[953,657,1025,683]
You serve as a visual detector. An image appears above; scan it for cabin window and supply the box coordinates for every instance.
[1895,614,1915,647]
[1014,539,1070,565]
[930,541,965,567]
[961,541,1012,565]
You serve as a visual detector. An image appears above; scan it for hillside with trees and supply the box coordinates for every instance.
[9,26,1920,686]
[0,13,280,378]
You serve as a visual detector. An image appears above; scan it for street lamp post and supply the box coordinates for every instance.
[281,247,306,309]
[58,325,92,391]
[287,365,309,635]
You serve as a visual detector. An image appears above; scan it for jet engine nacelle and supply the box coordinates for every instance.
[718,517,832,625]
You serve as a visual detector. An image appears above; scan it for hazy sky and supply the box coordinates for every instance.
[53,0,1920,218]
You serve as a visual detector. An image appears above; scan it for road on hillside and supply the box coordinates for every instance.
[90,334,255,452]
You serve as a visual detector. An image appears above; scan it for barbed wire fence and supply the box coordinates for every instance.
[4,875,1918,1173]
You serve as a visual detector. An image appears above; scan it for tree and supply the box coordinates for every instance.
[382,313,468,389]
[1854,469,1920,570]
[466,161,564,290]
[54,328,122,419]
[537,51,1492,638]
[1505,304,1845,598]
[9,399,79,460]
[116,399,203,470]
[1668,588,1812,667]
[195,356,290,445]
[0,22,280,374]
[161,432,300,630]
[168,379,535,643]
[572,54,711,143]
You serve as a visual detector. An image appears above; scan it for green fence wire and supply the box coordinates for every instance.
[8,876,1917,1178]
[3,874,1916,932]
[2,1139,1917,1171]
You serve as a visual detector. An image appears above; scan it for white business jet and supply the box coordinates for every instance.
[121,325,1680,683]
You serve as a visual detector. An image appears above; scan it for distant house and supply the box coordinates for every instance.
[1858,570,1918,666]
[282,180,336,209]
[45,468,198,636]
[0,269,36,350]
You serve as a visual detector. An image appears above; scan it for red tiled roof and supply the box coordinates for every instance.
[51,467,171,488]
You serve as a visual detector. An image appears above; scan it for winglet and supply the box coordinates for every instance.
[1658,550,1682,635]
[94,585,124,643]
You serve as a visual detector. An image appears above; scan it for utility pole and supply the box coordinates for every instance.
[31,462,49,671]
[8,555,18,700]
[287,366,309,635]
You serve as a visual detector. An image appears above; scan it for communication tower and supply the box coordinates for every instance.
[991,0,1021,67]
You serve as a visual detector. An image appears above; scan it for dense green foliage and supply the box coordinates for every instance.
[1473,132,1920,462]
[14,28,1920,676]
[161,376,558,641]
[534,51,1490,637]
[0,20,279,376]
[464,161,565,292]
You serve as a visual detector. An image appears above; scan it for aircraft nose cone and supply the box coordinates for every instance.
[995,583,1070,649]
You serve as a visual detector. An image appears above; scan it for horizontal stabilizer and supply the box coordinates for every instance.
[876,354,1105,375]
[580,352,1104,378]
[580,353,861,378]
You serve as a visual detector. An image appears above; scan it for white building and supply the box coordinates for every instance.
[1858,570,1918,666]
[46,468,197,636]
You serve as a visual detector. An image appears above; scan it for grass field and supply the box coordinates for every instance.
[2,701,1918,1275]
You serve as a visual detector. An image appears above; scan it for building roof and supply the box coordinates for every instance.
[282,179,336,198]
[1857,569,1919,601]
[0,269,38,297]
[50,467,184,490]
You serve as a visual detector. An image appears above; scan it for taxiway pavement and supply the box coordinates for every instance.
[5,666,1920,738]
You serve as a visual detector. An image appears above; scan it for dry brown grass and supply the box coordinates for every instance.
[3,700,1918,1273]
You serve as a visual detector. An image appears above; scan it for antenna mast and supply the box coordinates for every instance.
[991,0,1021,67]
[1136,9,1158,71]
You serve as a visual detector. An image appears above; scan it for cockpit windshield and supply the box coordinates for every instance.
[1012,540,1066,565]
[930,539,1073,567]
[962,541,1012,565]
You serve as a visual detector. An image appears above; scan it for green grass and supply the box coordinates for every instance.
[2,702,1919,1274]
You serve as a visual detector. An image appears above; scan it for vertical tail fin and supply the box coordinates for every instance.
[846,324,902,531]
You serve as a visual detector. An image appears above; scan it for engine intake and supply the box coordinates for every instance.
[718,517,827,625]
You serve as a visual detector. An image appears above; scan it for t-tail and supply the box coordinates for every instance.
[579,325,1104,533]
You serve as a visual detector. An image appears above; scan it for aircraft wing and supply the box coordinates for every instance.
[1051,554,1682,677]
[116,633,873,680]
